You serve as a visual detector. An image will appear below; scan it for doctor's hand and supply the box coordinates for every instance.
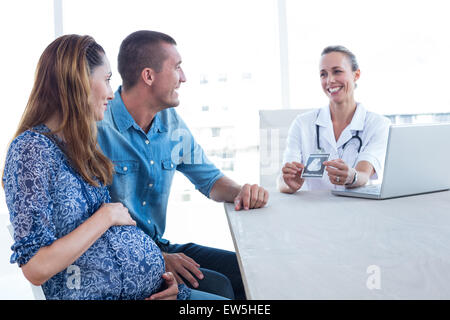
[234,184,269,211]
[324,159,355,185]
[281,161,305,193]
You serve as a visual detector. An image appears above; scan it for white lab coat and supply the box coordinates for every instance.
[282,103,391,190]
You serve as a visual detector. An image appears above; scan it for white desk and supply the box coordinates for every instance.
[224,189,450,299]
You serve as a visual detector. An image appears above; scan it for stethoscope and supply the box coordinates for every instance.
[315,110,363,154]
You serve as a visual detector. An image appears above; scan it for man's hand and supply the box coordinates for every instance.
[209,176,269,210]
[162,252,204,288]
[146,272,178,300]
[234,184,269,211]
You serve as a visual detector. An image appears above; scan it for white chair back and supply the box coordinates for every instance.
[6,224,46,300]
[259,109,312,189]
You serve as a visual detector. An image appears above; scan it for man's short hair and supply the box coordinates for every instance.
[118,30,177,90]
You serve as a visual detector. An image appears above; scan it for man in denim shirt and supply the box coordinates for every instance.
[97,30,269,300]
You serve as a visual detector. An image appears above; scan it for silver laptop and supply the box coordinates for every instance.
[332,123,450,199]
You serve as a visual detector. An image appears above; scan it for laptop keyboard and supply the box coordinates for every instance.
[351,184,382,195]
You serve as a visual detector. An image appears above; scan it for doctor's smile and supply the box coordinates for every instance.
[327,86,343,94]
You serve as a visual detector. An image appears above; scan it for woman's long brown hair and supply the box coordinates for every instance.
[4,34,113,187]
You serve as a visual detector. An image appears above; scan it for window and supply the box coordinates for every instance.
[0,0,54,213]
[286,0,450,116]
[211,127,221,137]
[0,0,55,299]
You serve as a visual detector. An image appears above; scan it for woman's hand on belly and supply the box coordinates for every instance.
[99,202,136,227]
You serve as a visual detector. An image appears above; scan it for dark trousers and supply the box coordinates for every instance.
[163,242,246,300]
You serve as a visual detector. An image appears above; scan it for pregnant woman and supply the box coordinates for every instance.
[2,34,190,300]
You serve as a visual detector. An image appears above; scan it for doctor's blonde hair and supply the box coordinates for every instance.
[321,45,359,72]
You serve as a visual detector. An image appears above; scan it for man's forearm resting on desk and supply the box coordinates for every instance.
[209,176,269,210]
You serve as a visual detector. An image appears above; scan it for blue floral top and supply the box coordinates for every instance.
[3,125,190,300]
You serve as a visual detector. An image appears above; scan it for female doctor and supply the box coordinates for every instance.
[279,45,390,193]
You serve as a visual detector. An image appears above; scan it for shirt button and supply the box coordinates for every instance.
[171,164,174,168]
[145,140,150,144]
[148,183,153,188]
[150,160,154,165]
[123,166,128,171]
[142,201,147,206]
[147,219,151,224]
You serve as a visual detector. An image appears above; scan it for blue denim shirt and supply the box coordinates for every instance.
[97,87,224,245]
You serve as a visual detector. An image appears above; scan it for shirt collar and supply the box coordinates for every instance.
[151,111,168,134]
[110,86,168,134]
[315,102,367,131]
[110,86,136,133]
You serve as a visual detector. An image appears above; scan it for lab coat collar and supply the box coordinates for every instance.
[315,103,366,128]
[314,105,336,150]
[348,103,366,131]
[315,102,367,149]
[337,103,366,148]
[315,105,331,128]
